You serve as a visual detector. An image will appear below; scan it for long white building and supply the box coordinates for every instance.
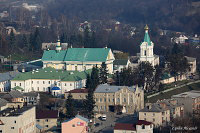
[11,67,91,93]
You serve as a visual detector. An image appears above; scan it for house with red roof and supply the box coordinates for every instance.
[114,120,153,133]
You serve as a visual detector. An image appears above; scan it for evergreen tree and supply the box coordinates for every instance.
[90,66,99,91]
[9,29,16,49]
[22,34,28,47]
[60,32,68,43]
[85,74,91,89]
[99,62,108,84]
[34,28,42,50]
[65,93,75,118]
[83,26,91,47]
[84,87,95,119]
[29,33,34,51]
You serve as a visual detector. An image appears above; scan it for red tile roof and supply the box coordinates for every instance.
[114,123,136,131]
[36,110,58,119]
[65,88,88,93]
[137,120,152,125]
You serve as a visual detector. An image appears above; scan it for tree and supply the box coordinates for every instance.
[22,34,28,48]
[114,105,123,114]
[84,88,95,119]
[90,66,99,91]
[65,93,75,118]
[99,62,108,84]
[154,65,163,87]
[85,74,91,89]
[136,62,154,90]
[9,29,16,50]
[29,33,34,51]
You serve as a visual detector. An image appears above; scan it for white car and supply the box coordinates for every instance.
[101,114,106,121]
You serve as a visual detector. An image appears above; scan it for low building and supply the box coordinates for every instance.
[1,90,24,103]
[160,73,186,84]
[185,56,196,74]
[139,104,170,127]
[114,120,153,133]
[36,110,59,132]
[172,90,200,115]
[11,67,91,93]
[0,71,19,92]
[94,84,144,114]
[113,59,131,72]
[23,92,40,105]
[0,106,36,133]
[156,99,184,119]
[65,88,88,100]
[61,115,89,133]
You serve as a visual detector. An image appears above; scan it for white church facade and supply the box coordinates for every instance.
[138,25,159,67]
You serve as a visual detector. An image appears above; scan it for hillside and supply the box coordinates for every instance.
[46,0,200,33]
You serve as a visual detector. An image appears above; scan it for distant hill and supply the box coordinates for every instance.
[46,0,200,34]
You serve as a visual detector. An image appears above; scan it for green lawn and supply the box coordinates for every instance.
[146,82,200,103]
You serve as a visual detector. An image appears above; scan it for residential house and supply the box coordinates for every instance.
[139,104,170,127]
[11,67,91,93]
[94,84,144,114]
[61,115,89,133]
[185,56,196,74]
[113,59,131,72]
[0,71,19,92]
[65,88,88,100]
[23,91,40,105]
[114,120,153,133]
[0,106,36,133]
[0,90,24,108]
[36,110,59,132]
[172,90,200,115]
[42,40,115,74]
[156,99,184,119]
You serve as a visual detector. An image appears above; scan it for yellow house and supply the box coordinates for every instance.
[42,41,115,74]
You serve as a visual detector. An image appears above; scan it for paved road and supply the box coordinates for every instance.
[90,113,138,133]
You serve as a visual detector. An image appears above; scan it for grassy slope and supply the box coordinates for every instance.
[146,82,200,103]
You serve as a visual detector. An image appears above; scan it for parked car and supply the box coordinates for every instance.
[94,123,100,127]
[101,114,106,121]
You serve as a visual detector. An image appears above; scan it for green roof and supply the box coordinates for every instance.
[113,59,128,65]
[42,48,110,62]
[12,67,91,81]
[42,50,67,61]
[144,31,151,46]
[12,86,24,91]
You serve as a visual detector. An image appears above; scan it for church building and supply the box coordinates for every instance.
[139,25,159,67]
[41,40,115,74]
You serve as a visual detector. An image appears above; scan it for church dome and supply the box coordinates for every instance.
[51,87,61,90]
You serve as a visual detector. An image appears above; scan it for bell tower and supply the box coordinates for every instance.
[139,25,155,66]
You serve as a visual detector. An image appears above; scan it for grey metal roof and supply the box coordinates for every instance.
[0,98,8,107]
[0,71,20,82]
[2,90,23,99]
[139,104,164,112]
[23,92,38,97]
[94,84,137,93]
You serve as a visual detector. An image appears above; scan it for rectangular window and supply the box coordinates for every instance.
[104,98,106,102]
[153,118,155,122]
[43,81,45,84]
[144,50,147,56]
[46,119,48,122]
[37,81,39,84]
[49,81,51,84]
[19,83,21,86]
[11,127,14,129]
[124,98,126,102]
[75,66,77,71]
[37,120,40,122]
[45,125,48,127]
[14,120,16,123]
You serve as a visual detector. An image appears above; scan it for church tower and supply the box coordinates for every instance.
[56,37,62,52]
[139,25,156,66]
